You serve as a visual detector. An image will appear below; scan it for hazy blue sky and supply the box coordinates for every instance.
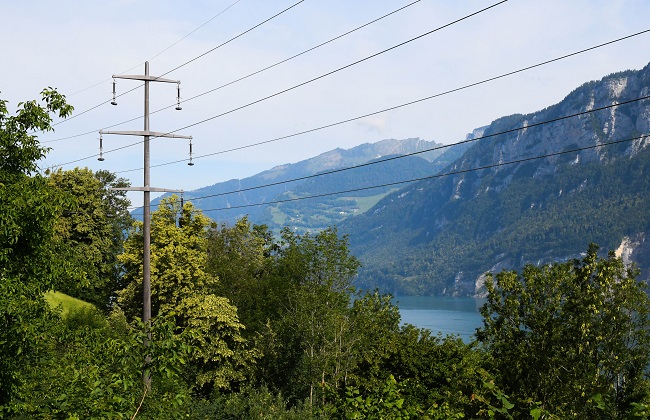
[2,0,650,208]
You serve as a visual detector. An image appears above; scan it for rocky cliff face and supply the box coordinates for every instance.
[343,63,650,295]
[615,232,650,283]
[446,67,650,205]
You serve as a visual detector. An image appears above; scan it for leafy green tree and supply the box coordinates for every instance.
[207,217,276,334]
[253,227,360,405]
[12,307,191,418]
[118,196,219,318]
[48,167,133,309]
[0,88,76,410]
[206,221,492,415]
[477,244,650,417]
[118,197,255,395]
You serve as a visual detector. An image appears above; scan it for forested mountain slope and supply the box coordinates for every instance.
[150,137,470,231]
[342,63,650,295]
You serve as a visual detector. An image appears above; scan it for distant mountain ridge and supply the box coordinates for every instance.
[150,137,469,229]
[149,63,650,297]
[339,63,650,295]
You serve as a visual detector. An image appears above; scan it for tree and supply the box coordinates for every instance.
[477,244,650,417]
[117,197,255,395]
[206,217,275,335]
[0,88,75,410]
[253,227,361,405]
[48,167,133,309]
[332,292,491,419]
[12,307,192,418]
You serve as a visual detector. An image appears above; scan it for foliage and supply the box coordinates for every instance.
[7,307,192,418]
[206,220,502,415]
[251,226,361,405]
[192,386,317,420]
[118,197,255,395]
[206,217,275,334]
[329,374,417,419]
[477,244,650,418]
[48,167,133,309]
[0,88,77,410]
[118,196,217,318]
[0,87,73,178]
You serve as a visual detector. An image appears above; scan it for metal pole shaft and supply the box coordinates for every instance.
[100,62,190,392]
[143,61,151,326]
[143,61,152,389]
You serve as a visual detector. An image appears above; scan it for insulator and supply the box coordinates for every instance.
[178,194,186,227]
[98,135,105,161]
[111,79,117,106]
[188,139,194,166]
[175,82,182,111]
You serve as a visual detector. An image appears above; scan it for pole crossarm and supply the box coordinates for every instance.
[110,187,184,193]
[113,74,179,84]
[100,129,192,139]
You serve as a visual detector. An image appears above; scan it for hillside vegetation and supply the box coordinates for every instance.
[342,64,650,295]
[4,65,650,419]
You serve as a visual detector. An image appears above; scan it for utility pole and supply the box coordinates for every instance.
[99,61,191,389]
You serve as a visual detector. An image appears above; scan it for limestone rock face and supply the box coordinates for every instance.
[616,233,650,284]
[343,63,650,296]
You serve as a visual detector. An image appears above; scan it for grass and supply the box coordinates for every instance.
[44,290,96,318]
[341,189,400,214]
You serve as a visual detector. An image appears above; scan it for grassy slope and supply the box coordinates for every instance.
[44,291,95,318]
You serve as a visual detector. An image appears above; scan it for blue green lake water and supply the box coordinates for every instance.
[394,296,486,342]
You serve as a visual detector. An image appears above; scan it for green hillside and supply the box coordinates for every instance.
[44,291,96,318]
[342,64,650,295]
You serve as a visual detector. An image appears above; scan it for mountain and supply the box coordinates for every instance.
[150,137,471,230]
[340,64,650,296]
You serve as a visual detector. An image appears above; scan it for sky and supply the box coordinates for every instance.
[2,0,650,209]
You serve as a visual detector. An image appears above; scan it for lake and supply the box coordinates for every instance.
[394,296,486,342]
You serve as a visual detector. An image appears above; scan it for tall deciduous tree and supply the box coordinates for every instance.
[48,167,133,309]
[0,88,75,409]
[477,244,650,417]
[118,197,255,395]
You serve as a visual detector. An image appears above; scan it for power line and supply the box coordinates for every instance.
[135,95,650,204]
[141,0,245,66]
[42,114,144,144]
[64,0,245,98]
[122,95,648,212]
[50,0,509,168]
[101,28,650,174]
[159,0,306,78]
[45,84,143,131]
[43,0,304,133]
[157,0,509,133]
[43,0,423,144]
[156,135,646,215]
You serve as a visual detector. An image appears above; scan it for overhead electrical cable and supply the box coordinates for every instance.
[139,0,245,66]
[155,0,509,131]
[159,0,307,78]
[42,114,144,144]
[65,0,245,98]
[42,0,304,133]
[44,84,142,130]
[131,96,650,203]
[152,135,646,215]
[49,0,510,168]
[91,28,650,174]
[43,0,423,144]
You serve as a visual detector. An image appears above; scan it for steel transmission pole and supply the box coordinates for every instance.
[99,61,191,389]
